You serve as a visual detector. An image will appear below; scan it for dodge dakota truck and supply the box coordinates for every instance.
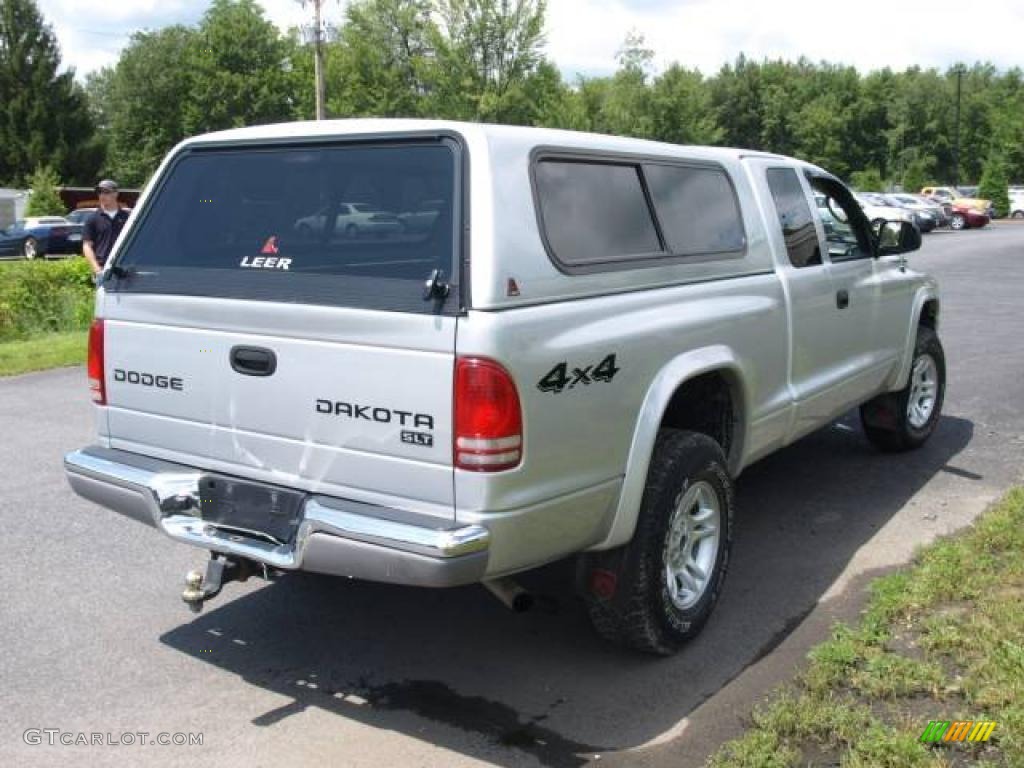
[65,120,942,654]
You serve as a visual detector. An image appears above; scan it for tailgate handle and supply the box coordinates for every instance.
[230,346,277,377]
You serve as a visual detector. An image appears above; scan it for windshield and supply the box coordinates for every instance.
[110,141,460,314]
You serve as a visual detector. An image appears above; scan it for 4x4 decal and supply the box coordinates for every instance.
[537,354,620,394]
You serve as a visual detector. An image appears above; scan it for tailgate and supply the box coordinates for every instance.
[99,137,463,516]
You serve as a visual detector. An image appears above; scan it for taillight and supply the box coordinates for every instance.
[454,357,523,472]
[87,319,105,404]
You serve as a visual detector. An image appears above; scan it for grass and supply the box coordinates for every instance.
[0,330,88,376]
[707,487,1024,768]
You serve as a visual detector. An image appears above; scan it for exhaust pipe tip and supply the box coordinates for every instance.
[510,591,534,613]
[483,577,534,613]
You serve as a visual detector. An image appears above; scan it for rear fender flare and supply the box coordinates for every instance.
[592,345,748,551]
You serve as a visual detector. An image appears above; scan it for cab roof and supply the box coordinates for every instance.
[181,118,786,165]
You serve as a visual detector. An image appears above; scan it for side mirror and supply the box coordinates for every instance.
[874,220,921,257]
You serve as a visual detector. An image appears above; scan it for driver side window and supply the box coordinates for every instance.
[808,176,871,262]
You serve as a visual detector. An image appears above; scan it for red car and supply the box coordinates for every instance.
[949,203,989,230]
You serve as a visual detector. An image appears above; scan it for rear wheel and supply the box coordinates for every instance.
[1012,210,1024,220]
[950,213,966,230]
[860,326,945,452]
[23,237,38,259]
[585,430,734,655]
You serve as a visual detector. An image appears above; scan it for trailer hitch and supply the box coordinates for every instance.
[181,554,265,613]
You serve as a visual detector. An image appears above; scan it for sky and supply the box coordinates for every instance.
[37,0,1024,81]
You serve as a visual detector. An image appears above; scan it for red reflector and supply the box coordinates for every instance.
[87,319,105,404]
[454,357,523,472]
[590,569,618,600]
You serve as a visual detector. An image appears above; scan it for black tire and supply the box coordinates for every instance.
[950,213,966,230]
[345,223,358,239]
[23,237,38,259]
[860,326,945,452]
[1012,210,1024,220]
[585,430,734,655]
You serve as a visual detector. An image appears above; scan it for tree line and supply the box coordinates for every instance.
[2,0,1022,195]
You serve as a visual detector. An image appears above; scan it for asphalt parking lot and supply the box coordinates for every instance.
[2,223,1023,768]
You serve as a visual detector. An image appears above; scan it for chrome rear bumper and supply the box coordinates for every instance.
[64,446,489,587]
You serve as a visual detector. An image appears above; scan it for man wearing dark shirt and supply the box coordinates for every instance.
[83,179,130,276]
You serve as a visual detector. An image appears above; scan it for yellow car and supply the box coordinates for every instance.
[920,186,992,214]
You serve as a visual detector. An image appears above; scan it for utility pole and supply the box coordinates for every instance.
[954,66,963,188]
[313,0,326,120]
[298,0,335,120]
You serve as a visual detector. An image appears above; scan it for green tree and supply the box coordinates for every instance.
[323,0,437,118]
[431,0,548,121]
[711,55,774,150]
[91,26,196,187]
[900,155,932,193]
[184,0,299,133]
[849,168,887,191]
[24,165,64,216]
[978,153,1010,217]
[0,0,101,185]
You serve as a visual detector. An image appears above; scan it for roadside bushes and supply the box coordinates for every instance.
[0,259,94,341]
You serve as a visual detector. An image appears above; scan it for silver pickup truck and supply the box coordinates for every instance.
[64,120,943,654]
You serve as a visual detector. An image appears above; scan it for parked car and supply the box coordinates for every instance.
[855,193,920,231]
[65,119,941,655]
[889,193,950,227]
[65,207,97,225]
[920,186,992,215]
[294,202,403,238]
[949,202,990,230]
[0,216,83,259]
[1009,190,1024,219]
[878,194,940,231]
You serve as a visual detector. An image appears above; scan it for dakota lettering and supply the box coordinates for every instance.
[315,400,434,432]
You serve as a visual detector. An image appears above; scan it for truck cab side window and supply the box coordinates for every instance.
[766,168,820,268]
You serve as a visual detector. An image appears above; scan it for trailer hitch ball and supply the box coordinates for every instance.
[182,569,206,613]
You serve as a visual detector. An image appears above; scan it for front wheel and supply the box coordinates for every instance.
[860,326,945,452]
[585,430,734,655]
[950,213,966,230]
[23,237,38,259]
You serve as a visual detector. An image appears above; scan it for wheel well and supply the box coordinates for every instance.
[659,371,738,462]
[920,299,939,331]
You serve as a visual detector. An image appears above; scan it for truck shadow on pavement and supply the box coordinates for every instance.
[161,413,974,768]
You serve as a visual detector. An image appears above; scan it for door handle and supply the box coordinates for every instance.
[836,290,850,310]
[230,346,277,376]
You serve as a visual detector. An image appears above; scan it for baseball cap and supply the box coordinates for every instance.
[96,179,119,193]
